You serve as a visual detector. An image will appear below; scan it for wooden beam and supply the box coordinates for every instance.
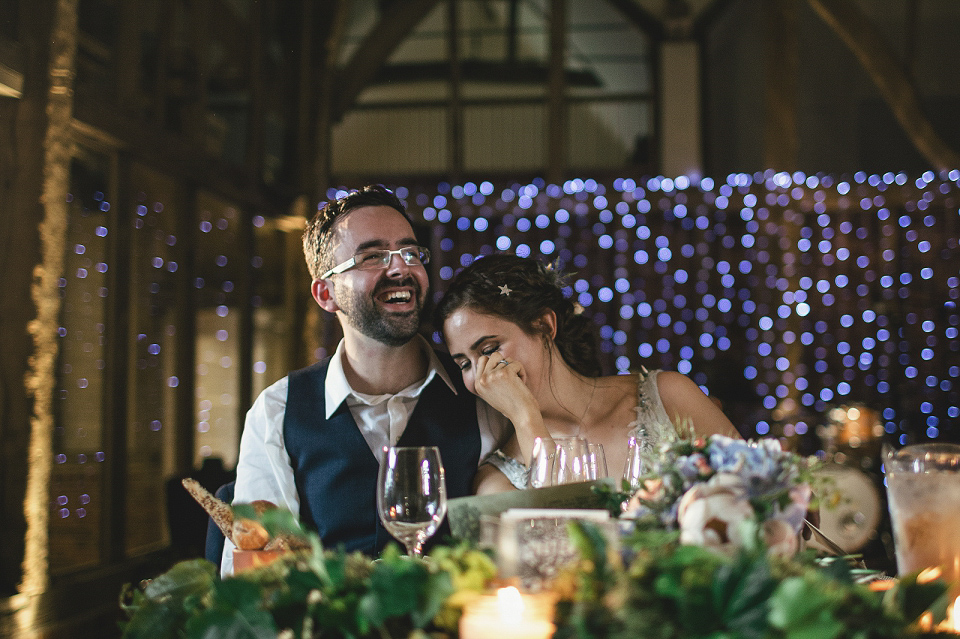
[296,0,317,192]
[693,0,739,39]
[763,0,798,172]
[546,0,566,185]
[23,0,79,603]
[332,0,441,122]
[448,0,463,182]
[602,0,665,39]
[114,0,142,111]
[373,60,602,86]
[245,0,266,178]
[314,0,350,200]
[808,0,960,171]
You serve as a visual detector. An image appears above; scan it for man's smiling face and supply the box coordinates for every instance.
[326,205,429,346]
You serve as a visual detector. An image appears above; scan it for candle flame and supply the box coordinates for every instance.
[949,596,959,632]
[928,595,960,633]
[497,586,524,619]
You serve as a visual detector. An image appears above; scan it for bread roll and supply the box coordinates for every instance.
[232,517,270,550]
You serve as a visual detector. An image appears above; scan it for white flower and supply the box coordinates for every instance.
[676,473,755,554]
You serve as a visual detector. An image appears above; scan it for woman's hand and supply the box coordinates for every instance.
[474,353,538,422]
[473,352,550,460]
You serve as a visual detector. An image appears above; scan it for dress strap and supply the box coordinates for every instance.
[483,450,530,490]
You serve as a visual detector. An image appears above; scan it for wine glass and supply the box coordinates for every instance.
[586,443,608,480]
[377,446,447,557]
[622,434,649,490]
[552,436,591,485]
[528,436,555,488]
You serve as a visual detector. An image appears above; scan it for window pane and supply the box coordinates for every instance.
[50,154,111,574]
[193,191,243,467]
[125,165,180,555]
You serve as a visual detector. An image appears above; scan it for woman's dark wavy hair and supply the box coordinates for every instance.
[434,254,602,378]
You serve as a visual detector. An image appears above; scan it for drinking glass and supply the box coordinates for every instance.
[377,446,447,557]
[552,436,591,485]
[884,443,960,584]
[586,443,608,480]
[622,435,649,491]
[528,437,555,488]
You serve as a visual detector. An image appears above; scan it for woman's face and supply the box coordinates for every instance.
[443,307,549,396]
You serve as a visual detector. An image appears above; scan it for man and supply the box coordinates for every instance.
[222,185,505,574]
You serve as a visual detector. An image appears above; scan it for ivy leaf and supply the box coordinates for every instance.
[120,595,198,639]
[768,577,844,639]
[360,552,434,627]
[143,559,217,600]
[185,579,277,639]
[258,508,307,539]
[185,607,276,639]
[711,552,777,639]
[121,560,217,639]
[411,570,454,628]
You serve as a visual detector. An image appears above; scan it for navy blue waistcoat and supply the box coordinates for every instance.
[283,353,480,556]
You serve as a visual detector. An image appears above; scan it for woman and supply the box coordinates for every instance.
[435,254,739,494]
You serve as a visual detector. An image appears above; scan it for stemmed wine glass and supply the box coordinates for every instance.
[377,446,447,558]
[552,436,592,485]
[586,443,608,480]
[622,434,649,490]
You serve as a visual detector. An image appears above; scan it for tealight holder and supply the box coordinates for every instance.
[459,586,556,639]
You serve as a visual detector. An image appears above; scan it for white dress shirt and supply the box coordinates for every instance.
[221,336,508,575]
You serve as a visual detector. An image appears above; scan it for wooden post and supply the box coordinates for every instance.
[313,0,349,201]
[21,0,79,608]
[763,0,798,172]
[546,0,567,185]
[448,0,464,183]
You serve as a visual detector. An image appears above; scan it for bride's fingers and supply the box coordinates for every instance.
[478,352,509,375]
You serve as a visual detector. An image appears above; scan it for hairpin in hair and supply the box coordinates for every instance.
[498,284,512,296]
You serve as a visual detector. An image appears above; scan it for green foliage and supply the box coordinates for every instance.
[554,523,951,639]
[591,479,634,518]
[120,522,950,639]
[428,542,499,631]
[120,541,463,639]
[119,559,217,639]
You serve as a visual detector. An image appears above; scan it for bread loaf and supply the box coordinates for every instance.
[181,478,233,539]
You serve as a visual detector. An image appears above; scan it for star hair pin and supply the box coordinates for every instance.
[498,284,512,296]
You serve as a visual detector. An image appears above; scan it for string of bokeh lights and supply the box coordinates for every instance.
[53,170,959,522]
[385,170,959,444]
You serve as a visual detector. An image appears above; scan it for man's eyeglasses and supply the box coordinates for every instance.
[320,246,431,279]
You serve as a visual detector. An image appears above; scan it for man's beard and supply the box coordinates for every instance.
[335,276,424,346]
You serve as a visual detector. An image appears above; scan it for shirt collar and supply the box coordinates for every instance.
[324,335,458,418]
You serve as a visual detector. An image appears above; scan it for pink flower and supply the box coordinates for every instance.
[762,519,799,557]
[625,478,664,512]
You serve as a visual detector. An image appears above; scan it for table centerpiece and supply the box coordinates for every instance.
[120,435,957,638]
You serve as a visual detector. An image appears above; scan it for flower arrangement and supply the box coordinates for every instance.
[618,435,817,557]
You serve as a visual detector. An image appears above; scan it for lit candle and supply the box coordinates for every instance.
[937,595,960,634]
[459,587,555,639]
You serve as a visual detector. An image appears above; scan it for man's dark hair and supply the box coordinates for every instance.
[302,185,412,280]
